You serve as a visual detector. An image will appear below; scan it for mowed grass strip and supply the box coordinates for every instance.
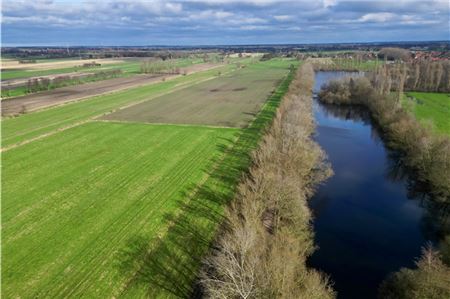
[2,64,234,148]
[2,121,238,298]
[405,92,450,135]
[101,59,295,128]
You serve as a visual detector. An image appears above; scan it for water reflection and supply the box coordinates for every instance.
[308,72,441,299]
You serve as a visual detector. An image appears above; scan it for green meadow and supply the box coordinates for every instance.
[405,92,450,135]
[2,58,296,298]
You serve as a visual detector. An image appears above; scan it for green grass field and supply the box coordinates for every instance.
[405,92,450,135]
[2,122,238,298]
[2,58,296,298]
[102,60,290,127]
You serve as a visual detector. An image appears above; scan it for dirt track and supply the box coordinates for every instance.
[1,63,221,116]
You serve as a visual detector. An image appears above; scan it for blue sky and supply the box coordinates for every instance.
[2,0,449,46]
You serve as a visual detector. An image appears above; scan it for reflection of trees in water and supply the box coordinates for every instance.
[317,96,449,252]
[384,141,450,247]
[317,100,371,124]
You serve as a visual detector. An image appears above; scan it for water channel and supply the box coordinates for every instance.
[308,71,439,299]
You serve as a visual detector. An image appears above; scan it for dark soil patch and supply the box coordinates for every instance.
[232,87,247,91]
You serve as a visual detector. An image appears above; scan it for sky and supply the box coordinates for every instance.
[1,0,449,46]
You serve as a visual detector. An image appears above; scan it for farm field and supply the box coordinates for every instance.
[2,122,238,298]
[1,58,131,80]
[1,57,126,71]
[405,92,450,135]
[0,57,207,98]
[0,57,204,81]
[2,63,235,148]
[2,58,295,298]
[2,63,221,116]
[102,59,293,127]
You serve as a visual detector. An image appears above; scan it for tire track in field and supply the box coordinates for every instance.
[3,126,184,298]
[47,131,217,298]
[17,128,223,298]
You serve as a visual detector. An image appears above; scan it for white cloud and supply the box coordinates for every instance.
[165,3,182,14]
[359,12,396,22]
[274,15,292,21]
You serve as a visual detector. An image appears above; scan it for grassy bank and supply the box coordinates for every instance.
[404,92,450,135]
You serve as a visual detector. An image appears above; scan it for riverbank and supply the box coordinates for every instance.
[200,64,335,298]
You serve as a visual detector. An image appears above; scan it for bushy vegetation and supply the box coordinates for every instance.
[379,246,450,299]
[377,47,411,61]
[201,63,335,299]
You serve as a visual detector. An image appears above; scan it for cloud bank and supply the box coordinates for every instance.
[2,0,449,46]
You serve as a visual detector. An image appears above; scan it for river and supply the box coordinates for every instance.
[308,72,438,299]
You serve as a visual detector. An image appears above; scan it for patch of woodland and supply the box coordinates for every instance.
[200,63,335,299]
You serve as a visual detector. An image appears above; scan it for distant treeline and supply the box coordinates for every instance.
[319,76,450,299]
[371,60,450,94]
[25,69,123,93]
[140,60,181,75]
[201,64,335,298]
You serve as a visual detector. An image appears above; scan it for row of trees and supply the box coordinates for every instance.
[371,60,450,94]
[26,69,123,93]
[140,60,181,74]
[318,76,450,298]
[201,64,335,298]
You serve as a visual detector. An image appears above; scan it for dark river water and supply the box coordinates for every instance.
[308,72,438,299]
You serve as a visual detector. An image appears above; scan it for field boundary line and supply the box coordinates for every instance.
[92,119,238,130]
[1,119,92,152]
[2,64,225,117]
[1,67,237,152]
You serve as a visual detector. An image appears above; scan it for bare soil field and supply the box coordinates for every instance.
[1,58,126,71]
[100,63,289,128]
[2,63,220,116]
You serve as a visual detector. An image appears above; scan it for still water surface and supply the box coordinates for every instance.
[308,72,438,299]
